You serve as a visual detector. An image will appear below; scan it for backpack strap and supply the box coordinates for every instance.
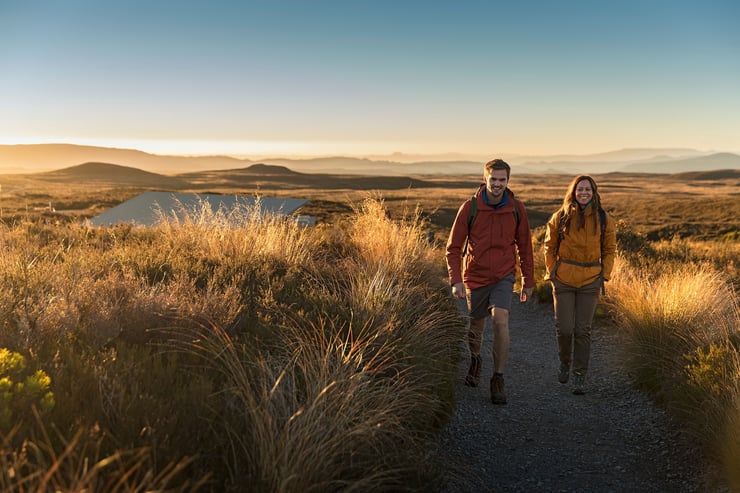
[555,209,567,255]
[469,193,478,230]
[598,206,606,247]
[462,194,477,256]
[597,207,607,294]
[512,198,521,228]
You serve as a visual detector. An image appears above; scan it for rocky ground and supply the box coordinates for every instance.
[433,295,728,493]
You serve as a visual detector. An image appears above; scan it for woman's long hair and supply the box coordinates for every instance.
[559,175,601,234]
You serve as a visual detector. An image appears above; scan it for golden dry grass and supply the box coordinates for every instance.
[607,256,740,489]
[0,197,463,491]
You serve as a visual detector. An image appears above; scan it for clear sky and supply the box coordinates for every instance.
[1,0,739,159]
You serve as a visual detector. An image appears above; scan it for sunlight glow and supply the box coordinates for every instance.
[0,137,458,159]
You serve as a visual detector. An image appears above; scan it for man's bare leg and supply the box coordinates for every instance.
[491,308,510,373]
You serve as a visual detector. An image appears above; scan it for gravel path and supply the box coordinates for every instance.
[433,295,722,493]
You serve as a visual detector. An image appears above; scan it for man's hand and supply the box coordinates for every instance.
[520,287,533,303]
[452,282,466,299]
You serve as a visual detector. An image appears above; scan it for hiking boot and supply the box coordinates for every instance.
[464,355,482,387]
[558,362,570,384]
[490,374,507,405]
[572,371,586,395]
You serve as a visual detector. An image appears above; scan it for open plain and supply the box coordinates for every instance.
[1,163,738,243]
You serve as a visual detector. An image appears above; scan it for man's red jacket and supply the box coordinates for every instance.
[446,185,534,290]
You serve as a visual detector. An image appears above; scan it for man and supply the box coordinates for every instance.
[445,159,534,404]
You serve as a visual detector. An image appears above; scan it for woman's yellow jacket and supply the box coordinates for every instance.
[543,204,617,288]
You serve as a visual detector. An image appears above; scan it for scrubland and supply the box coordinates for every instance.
[0,198,466,491]
[0,168,738,491]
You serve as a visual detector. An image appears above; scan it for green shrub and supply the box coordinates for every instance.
[615,219,655,263]
[685,343,737,402]
[0,348,55,435]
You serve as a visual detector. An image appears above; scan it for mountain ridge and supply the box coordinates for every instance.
[621,152,740,173]
[0,143,737,175]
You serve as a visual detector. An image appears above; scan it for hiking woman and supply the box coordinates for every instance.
[543,175,617,394]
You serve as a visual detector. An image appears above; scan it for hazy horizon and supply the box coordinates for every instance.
[2,1,739,158]
[2,139,734,163]
[0,141,726,163]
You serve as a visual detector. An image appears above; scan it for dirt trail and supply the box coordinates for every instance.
[434,295,720,493]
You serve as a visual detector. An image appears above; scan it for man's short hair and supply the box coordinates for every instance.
[484,159,511,179]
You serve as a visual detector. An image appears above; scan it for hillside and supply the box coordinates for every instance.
[671,169,740,181]
[242,163,298,175]
[180,164,439,190]
[0,143,248,174]
[621,152,740,173]
[38,162,188,188]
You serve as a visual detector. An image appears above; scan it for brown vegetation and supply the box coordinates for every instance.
[1,164,738,242]
[0,161,737,490]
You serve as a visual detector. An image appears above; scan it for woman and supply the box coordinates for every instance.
[543,175,617,394]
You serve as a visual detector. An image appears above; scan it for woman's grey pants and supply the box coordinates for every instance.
[552,277,601,373]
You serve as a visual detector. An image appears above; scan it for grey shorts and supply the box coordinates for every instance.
[467,273,515,320]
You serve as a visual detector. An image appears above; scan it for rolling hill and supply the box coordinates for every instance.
[28,161,454,191]
[37,162,189,188]
[620,152,740,173]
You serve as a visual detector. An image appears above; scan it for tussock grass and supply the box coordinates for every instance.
[0,198,464,491]
[0,410,207,492]
[350,196,443,285]
[610,260,735,342]
[608,248,740,490]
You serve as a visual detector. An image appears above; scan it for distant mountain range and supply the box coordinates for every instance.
[0,143,738,175]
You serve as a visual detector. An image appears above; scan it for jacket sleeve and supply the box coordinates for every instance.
[514,201,535,289]
[445,200,471,286]
[543,211,561,281]
[601,212,618,281]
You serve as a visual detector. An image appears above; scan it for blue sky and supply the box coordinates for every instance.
[1,0,739,158]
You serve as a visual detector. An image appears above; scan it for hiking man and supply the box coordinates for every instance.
[445,158,534,404]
